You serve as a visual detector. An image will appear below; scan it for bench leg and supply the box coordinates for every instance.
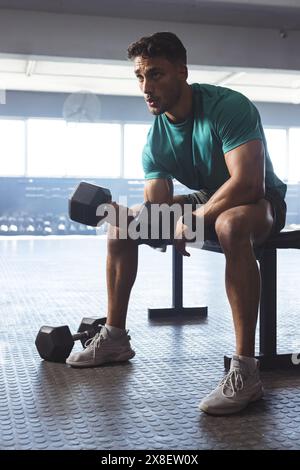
[225,248,299,370]
[148,245,208,319]
[259,248,277,356]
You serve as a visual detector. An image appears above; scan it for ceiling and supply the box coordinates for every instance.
[1,55,300,104]
[0,0,299,30]
[0,1,300,103]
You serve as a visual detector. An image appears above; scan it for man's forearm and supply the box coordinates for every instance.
[193,178,264,226]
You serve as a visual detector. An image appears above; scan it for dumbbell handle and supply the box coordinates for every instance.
[72,329,97,343]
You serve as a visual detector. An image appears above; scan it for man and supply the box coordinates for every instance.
[66,32,287,416]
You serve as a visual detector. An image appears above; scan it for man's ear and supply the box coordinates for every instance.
[178,63,188,81]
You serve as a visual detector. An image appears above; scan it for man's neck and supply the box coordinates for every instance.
[165,84,193,124]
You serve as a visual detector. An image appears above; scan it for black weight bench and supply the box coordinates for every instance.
[148,230,300,370]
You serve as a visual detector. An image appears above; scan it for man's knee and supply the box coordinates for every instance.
[215,211,249,248]
[107,225,137,255]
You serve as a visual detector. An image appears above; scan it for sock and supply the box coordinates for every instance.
[105,323,126,338]
[237,355,257,371]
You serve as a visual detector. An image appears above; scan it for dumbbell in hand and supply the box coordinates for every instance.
[69,182,112,227]
[68,181,174,243]
[69,181,136,230]
[35,317,106,363]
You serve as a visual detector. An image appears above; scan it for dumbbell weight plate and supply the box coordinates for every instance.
[77,317,107,347]
[69,182,112,227]
[35,325,74,363]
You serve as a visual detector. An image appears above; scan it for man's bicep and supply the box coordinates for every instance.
[218,92,262,154]
[144,178,173,204]
[224,139,265,195]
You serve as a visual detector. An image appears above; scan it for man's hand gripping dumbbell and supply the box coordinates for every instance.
[68,181,179,245]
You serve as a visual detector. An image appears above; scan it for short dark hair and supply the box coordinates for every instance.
[127,32,187,65]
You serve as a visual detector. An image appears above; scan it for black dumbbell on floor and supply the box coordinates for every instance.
[35,317,106,363]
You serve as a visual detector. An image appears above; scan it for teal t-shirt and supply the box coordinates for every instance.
[142,83,287,199]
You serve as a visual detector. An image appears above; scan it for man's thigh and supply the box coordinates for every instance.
[215,199,274,246]
[180,188,286,244]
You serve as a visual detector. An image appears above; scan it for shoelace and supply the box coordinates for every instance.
[220,368,244,398]
[84,331,105,350]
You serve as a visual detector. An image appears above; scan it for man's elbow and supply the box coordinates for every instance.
[249,183,265,202]
[235,178,265,203]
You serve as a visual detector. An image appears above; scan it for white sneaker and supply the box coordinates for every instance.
[199,355,264,416]
[66,327,135,368]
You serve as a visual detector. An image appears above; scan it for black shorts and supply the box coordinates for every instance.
[184,186,287,238]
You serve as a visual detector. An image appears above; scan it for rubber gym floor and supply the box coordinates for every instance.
[0,236,300,450]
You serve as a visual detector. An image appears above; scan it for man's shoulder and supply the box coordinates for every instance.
[193,83,256,122]
[193,83,250,105]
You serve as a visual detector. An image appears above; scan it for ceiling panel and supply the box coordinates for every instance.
[0,58,26,73]
[231,85,300,103]
[0,72,139,95]
[0,55,300,103]
[0,0,299,29]
[187,69,231,83]
[35,61,135,79]
[225,71,300,87]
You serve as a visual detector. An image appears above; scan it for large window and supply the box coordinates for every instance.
[264,128,288,181]
[27,119,121,177]
[124,124,151,178]
[0,118,299,182]
[27,119,67,177]
[65,123,121,177]
[264,127,300,182]
[288,128,300,183]
[0,119,25,176]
